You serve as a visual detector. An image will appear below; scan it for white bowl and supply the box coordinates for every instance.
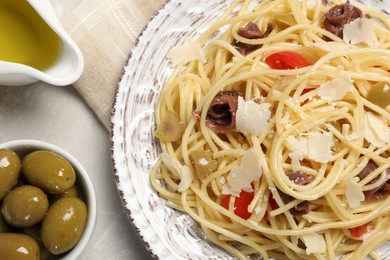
[0,139,96,259]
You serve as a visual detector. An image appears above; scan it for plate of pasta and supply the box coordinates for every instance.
[111,0,390,259]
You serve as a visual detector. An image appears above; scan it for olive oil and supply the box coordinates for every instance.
[0,0,61,71]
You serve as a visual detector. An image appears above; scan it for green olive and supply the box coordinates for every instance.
[0,210,12,233]
[191,149,218,181]
[2,185,49,228]
[367,81,390,108]
[60,185,79,198]
[22,151,76,194]
[41,197,87,255]
[154,110,185,142]
[0,233,40,260]
[273,13,296,26]
[14,173,28,189]
[23,225,54,259]
[56,185,79,199]
[0,149,21,201]
[49,185,79,204]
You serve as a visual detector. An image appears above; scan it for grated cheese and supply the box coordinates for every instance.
[222,148,262,195]
[343,18,378,47]
[167,43,206,66]
[302,232,327,255]
[289,150,304,172]
[236,96,271,136]
[364,112,390,148]
[312,41,351,52]
[317,75,354,102]
[345,177,365,208]
[287,132,334,163]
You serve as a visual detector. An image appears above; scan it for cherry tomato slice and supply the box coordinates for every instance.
[301,87,315,95]
[264,194,279,219]
[374,65,390,72]
[349,223,370,238]
[268,194,279,210]
[221,189,254,220]
[265,51,310,70]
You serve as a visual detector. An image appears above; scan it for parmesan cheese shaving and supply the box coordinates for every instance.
[364,112,390,148]
[222,185,237,196]
[302,232,327,255]
[289,150,304,172]
[222,148,262,195]
[343,18,378,47]
[345,177,365,208]
[287,132,334,163]
[317,75,354,102]
[312,41,351,52]
[167,43,206,66]
[236,96,271,136]
[160,153,194,191]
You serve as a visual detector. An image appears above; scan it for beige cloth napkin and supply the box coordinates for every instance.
[61,0,165,130]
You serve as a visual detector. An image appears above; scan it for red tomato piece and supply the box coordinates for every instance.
[268,194,279,210]
[265,51,310,70]
[374,65,390,72]
[349,223,370,238]
[301,87,315,95]
[221,189,254,220]
[264,194,279,219]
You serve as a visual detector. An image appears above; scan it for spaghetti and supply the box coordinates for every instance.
[151,0,390,259]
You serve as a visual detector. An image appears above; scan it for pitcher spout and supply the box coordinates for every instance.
[0,0,83,86]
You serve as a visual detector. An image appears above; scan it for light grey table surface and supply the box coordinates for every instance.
[0,1,154,259]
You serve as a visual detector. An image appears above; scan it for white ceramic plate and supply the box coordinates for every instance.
[111,0,390,259]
